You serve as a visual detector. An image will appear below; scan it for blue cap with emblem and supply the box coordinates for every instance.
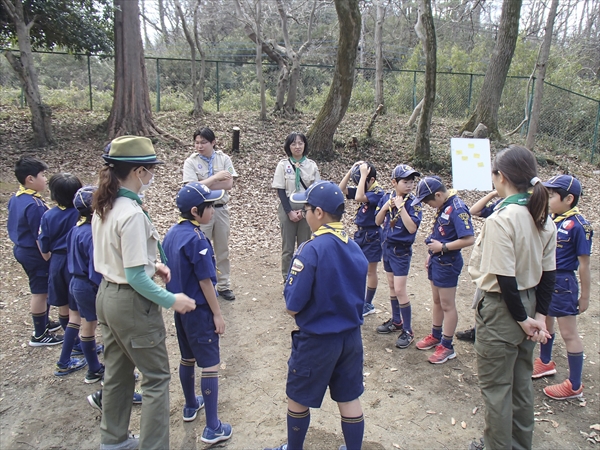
[411,176,444,206]
[392,164,421,180]
[290,180,345,215]
[542,174,582,196]
[176,181,224,212]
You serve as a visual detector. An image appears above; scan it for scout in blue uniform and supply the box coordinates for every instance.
[534,175,593,400]
[373,164,422,350]
[38,173,88,376]
[266,181,368,450]
[7,157,63,346]
[163,181,233,444]
[412,176,475,364]
[339,161,384,317]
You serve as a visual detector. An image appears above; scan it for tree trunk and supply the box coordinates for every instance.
[2,0,53,147]
[307,0,361,159]
[525,0,559,150]
[284,59,300,115]
[414,0,436,162]
[374,0,385,109]
[274,64,290,112]
[158,0,169,44]
[461,0,523,140]
[256,0,267,120]
[193,2,206,115]
[107,0,158,138]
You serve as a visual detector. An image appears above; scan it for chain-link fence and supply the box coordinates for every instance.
[1,50,598,161]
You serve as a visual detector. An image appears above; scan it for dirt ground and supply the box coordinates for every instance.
[0,107,599,449]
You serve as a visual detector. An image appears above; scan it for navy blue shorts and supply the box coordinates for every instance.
[353,228,382,263]
[548,271,579,317]
[70,276,98,322]
[427,252,463,288]
[175,304,220,368]
[286,328,364,408]
[13,246,49,295]
[382,242,412,276]
[48,253,76,310]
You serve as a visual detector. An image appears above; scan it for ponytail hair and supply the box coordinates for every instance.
[492,145,549,230]
[93,162,139,220]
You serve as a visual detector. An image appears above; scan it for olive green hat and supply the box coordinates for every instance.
[103,136,163,165]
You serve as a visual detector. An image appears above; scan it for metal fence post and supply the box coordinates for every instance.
[592,101,600,163]
[412,71,417,110]
[216,61,220,112]
[87,54,93,110]
[467,74,473,111]
[156,58,161,112]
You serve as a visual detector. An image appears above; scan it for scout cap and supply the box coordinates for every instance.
[73,185,97,213]
[350,162,376,184]
[542,174,582,196]
[392,164,421,180]
[103,136,163,165]
[411,176,444,206]
[176,181,224,213]
[290,181,345,215]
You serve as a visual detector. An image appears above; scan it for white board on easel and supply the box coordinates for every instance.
[450,138,493,191]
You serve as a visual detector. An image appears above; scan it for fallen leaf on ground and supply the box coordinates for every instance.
[461,421,467,429]
[451,417,456,425]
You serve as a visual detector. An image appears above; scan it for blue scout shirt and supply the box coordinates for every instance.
[346,183,384,228]
[428,193,474,245]
[163,219,217,306]
[553,210,593,272]
[7,188,48,249]
[67,220,102,286]
[376,192,422,245]
[38,207,80,253]
[479,197,503,219]
[285,223,368,335]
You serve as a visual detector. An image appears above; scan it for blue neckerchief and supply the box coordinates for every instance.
[199,152,216,177]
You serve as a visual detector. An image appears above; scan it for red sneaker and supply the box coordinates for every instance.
[532,357,556,379]
[543,379,583,400]
[428,344,456,364]
[416,333,441,350]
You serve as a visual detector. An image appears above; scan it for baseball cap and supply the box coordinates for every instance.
[73,185,97,213]
[176,181,224,213]
[392,164,421,179]
[411,176,444,206]
[103,136,163,165]
[542,175,582,196]
[290,181,345,215]
[350,162,376,184]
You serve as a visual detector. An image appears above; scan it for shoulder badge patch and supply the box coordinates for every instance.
[563,220,574,230]
[291,259,304,273]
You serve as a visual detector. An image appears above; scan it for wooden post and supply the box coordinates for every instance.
[232,127,240,152]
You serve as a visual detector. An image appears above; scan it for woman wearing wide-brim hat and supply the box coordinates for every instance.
[92,136,196,450]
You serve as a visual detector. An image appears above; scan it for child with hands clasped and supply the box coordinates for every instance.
[339,161,384,317]
[533,175,593,400]
[413,176,474,364]
[163,181,233,444]
[373,165,423,349]
[267,181,368,450]
[468,145,556,450]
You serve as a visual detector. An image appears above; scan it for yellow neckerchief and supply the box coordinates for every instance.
[553,206,580,223]
[434,189,457,220]
[388,191,410,228]
[311,222,349,243]
[57,205,66,210]
[76,216,91,227]
[368,181,381,192]
[177,217,202,226]
[16,185,43,199]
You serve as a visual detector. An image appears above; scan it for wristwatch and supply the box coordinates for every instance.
[441,243,448,254]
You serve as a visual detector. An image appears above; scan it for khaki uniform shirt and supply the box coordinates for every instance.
[92,197,159,284]
[469,203,556,292]
[272,158,321,200]
[182,150,238,205]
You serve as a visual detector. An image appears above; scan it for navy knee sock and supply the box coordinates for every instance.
[399,303,412,334]
[201,371,220,430]
[567,351,584,390]
[432,325,443,341]
[287,408,310,450]
[80,335,101,372]
[59,314,69,331]
[341,414,364,450]
[32,312,48,338]
[539,333,555,364]
[58,323,80,366]
[365,287,376,304]
[441,334,454,350]
[179,360,197,408]
[390,297,401,324]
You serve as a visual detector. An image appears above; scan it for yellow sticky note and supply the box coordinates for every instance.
[474,153,480,158]
[477,162,485,167]
[462,156,469,161]
[468,143,475,149]
[456,150,463,155]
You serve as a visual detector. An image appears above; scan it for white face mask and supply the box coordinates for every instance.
[138,167,154,193]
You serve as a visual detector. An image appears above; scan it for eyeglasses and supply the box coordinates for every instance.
[290,141,305,147]
[195,140,210,145]
[300,207,314,218]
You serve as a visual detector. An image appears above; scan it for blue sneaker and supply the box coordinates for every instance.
[264,445,287,450]
[362,303,376,317]
[72,343,104,356]
[54,357,87,376]
[201,421,233,444]
[132,390,142,404]
[183,394,204,422]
